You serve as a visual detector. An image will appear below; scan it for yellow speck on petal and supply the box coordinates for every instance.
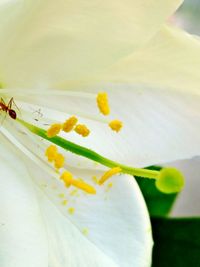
[82,228,89,236]
[99,167,122,185]
[72,179,96,194]
[54,153,65,169]
[62,116,78,132]
[68,207,75,215]
[60,171,73,187]
[61,199,68,206]
[45,145,58,162]
[105,182,113,192]
[96,92,110,115]
[70,188,79,196]
[74,124,90,137]
[58,193,65,198]
[109,120,123,132]
[47,123,62,138]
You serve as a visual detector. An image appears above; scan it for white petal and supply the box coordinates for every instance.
[165,157,200,217]
[0,0,182,87]
[12,84,200,168]
[101,24,200,94]
[0,134,48,267]
[27,162,153,267]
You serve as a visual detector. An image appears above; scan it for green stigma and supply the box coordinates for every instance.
[156,167,185,194]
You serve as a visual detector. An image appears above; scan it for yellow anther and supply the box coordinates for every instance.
[54,153,65,169]
[109,120,123,132]
[45,145,58,162]
[68,207,75,215]
[74,124,90,137]
[60,171,73,187]
[72,179,96,194]
[96,92,110,115]
[62,116,78,132]
[47,123,62,138]
[99,167,122,185]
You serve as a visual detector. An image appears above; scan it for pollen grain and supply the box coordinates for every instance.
[96,92,110,115]
[109,120,123,132]
[45,145,58,162]
[47,123,62,138]
[74,124,90,137]
[62,116,78,132]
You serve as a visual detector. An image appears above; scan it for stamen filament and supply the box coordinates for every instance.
[17,118,160,180]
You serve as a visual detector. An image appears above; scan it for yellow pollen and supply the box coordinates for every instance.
[74,124,90,137]
[62,116,78,132]
[68,207,75,215]
[54,153,65,169]
[60,171,73,187]
[99,167,122,185]
[72,179,96,194]
[47,123,62,138]
[96,92,110,115]
[109,120,123,132]
[61,199,68,206]
[58,193,65,198]
[45,145,58,162]
[82,228,89,236]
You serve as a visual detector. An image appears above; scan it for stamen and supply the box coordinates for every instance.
[47,123,62,138]
[45,145,58,162]
[54,153,65,169]
[99,167,122,185]
[60,171,96,194]
[60,171,73,187]
[72,179,96,194]
[96,92,110,115]
[109,120,123,132]
[62,116,78,132]
[74,124,90,137]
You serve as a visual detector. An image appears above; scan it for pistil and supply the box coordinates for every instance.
[18,118,185,194]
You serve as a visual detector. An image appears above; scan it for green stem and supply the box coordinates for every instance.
[17,118,160,180]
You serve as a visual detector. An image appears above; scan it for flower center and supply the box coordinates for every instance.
[0,92,185,195]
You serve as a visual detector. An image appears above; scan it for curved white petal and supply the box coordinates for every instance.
[26,161,153,267]
[0,134,48,267]
[0,0,182,87]
[101,24,200,94]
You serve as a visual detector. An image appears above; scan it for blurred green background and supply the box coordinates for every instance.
[175,0,200,34]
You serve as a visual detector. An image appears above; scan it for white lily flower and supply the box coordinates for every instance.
[0,0,199,267]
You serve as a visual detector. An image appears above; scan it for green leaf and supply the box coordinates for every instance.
[151,217,200,267]
[135,166,177,217]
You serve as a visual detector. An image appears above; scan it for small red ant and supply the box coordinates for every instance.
[0,97,17,120]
